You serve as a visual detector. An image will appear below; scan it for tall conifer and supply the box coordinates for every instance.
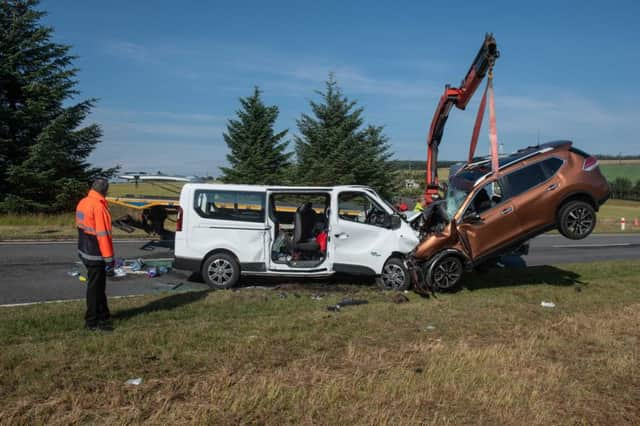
[295,75,396,197]
[220,87,291,184]
[0,0,115,212]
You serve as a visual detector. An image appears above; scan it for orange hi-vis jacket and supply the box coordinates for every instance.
[76,189,114,265]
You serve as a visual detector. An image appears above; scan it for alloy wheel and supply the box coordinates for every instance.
[432,258,462,290]
[566,206,594,237]
[207,258,234,286]
[381,263,406,290]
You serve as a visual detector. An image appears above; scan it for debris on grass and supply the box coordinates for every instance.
[327,297,368,312]
[124,377,143,386]
[390,293,409,304]
[541,301,556,308]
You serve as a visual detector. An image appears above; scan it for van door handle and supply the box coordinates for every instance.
[546,183,558,191]
[334,232,349,239]
[501,207,513,215]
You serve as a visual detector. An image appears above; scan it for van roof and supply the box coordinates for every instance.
[181,183,376,192]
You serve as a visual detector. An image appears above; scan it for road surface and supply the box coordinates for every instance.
[1,234,638,305]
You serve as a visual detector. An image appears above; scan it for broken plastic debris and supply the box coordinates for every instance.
[147,267,158,278]
[113,268,127,278]
[540,301,556,308]
[125,377,143,386]
[327,298,368,311]
[78,276,87,282]
[426,325,436,330]
[67,271,80,277]
[391,293,409,304]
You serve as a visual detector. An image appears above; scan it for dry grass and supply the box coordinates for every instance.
[1,260,639,424]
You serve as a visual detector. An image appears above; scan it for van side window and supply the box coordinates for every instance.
[338,191,389,228]
[194,190,265,223]
[504,163,547,198]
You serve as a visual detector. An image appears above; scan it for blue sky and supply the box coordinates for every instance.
[42,0,639,176]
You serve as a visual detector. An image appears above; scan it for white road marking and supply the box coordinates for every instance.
[0,294,145,308]
[0,239,147,245]
[551,243,632,248]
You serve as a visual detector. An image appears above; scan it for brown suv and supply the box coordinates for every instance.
[409,140,610,293]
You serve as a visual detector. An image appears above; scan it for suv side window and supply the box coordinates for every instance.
[504,163,547,198]
[338,191,389,228]
[194,190,265,223]
[467,179,506,215]
[541,157,563,178]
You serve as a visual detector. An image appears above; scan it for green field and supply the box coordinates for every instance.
[109,182,185,198]
[599,163,640,182]
[1,260,638,424]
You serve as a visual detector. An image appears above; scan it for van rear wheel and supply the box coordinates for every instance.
[377,257,410,291]
[202,253,240,289]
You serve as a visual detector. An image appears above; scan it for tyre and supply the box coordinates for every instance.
[201,253,240,289]
[557,200,596,240]
[427,255,463,292]
[376,257,410,291]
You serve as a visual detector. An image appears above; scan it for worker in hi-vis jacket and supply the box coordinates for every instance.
[75,178,114,331]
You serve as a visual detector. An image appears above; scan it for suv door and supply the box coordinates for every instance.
[504,158,564,234]
[331,190,396,275]
[456,178,521,261]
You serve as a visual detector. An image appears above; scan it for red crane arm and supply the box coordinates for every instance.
[424,33,499,204]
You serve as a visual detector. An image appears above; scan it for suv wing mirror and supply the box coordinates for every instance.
[463,211,483,224]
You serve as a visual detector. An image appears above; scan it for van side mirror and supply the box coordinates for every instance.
[389,214,402,229]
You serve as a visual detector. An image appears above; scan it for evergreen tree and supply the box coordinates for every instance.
[220,87,291,184]
[0,0,114,212]
[295,75,396,197]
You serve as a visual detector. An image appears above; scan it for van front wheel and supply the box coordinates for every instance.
[376,257,410,291]
[202,253,240,289]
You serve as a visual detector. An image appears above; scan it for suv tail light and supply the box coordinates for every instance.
[583,156,598,171]
[176,206,183,232]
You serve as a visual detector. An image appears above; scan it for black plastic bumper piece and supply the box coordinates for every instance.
[173,256,201,272]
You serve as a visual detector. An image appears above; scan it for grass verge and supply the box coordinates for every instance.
[1,260,639,424]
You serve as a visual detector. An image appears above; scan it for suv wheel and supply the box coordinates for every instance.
[427,255,463,292]
[202,253,240,289]
[558,200,596,240]
[377,258,410,291]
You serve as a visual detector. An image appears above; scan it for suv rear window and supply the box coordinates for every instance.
[194,190,265,223]
[541,157,563,177]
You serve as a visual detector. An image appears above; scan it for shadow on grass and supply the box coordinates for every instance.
[112,290,211,320]
[464,265,584,291]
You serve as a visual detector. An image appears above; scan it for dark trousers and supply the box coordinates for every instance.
[85,264,110,326]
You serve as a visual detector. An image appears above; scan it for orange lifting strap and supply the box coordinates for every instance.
[468,69,500,175]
